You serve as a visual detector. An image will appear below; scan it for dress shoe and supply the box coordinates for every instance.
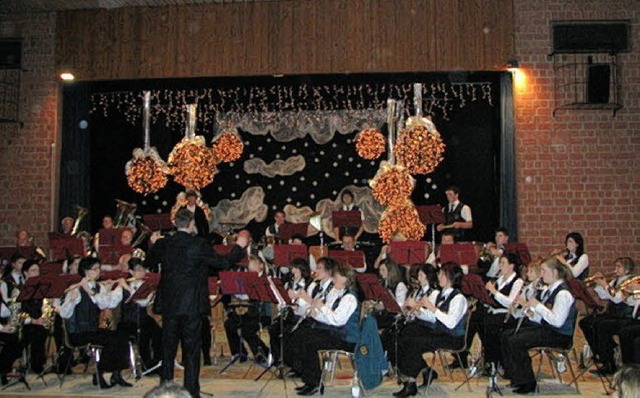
[513,382,536,394]
[393,381,418,397]
[294,384,308,392]
[297,384,320,396]
[419,369,438,388]
[93,373,112,389]
[110,372,133,387]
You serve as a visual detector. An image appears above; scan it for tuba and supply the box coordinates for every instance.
[114,199,137,228]
[71,205,88,236]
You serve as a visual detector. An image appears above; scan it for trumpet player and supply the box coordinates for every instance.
[580,257,637,375]
[481,253,524,372]
[619,280,640,366]
[59,257,131,388]
[552,232,589,280]
[500,257,576,394]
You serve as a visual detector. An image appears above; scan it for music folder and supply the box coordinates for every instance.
[98,228,127,246]
[48,233,85,261]
[212,244,248,265]
[246,276,281,304]
[100,244,133,265]
[355,273,402,313]
[278,223,309,243]
[43,274,82,298]
[269,278,293,305]
[389,241,428,264]
[218,271,260,300]
[273,244,308,267]
[16,277,41,302]
[208,277,218,295]
[128,273,160,302]
[331,210,363,229]
[460,274,497,306]
[503,243,532,266]
[39,262,63,276]
[328,250,365,269]
[439,243,478,265]
[416,205,445,225]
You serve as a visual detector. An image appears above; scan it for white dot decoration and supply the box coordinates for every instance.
[229,162,234,167]
[332,190,337,195]
[426,178,432,183]
[296,202,301,207]
[353,179,358,184]
[337,154,343,159]
[258,146,263,151]
[292,187,297,192]
[230,193,236,198]
[310,193,315,199]
[141,200,147,205]
[331,143,337,148]
[314,158,319,163]
[275,154,281,159]
[299,176,305,181]
[324,172,330,178]
[431,184,437,189]
[370,161,375,166]
[218,186,223,192]
[319,151,325,155]
[267,185,272,190]
[235,174,240,179]
[154,195,159,200]
[348,157,353,162]
[292,149,297,154]
[346,139,352,144]
[332,162,338,167]
[156,209,162,213]
[249,154,255,158]
[266,138,271,143]
[162,201,167,206]
[312,181,318,186]
[280,180,285,186]
[304,142,309,147]
[345,171,350,176]
[356,164,362,168]
[244,141,250,145]
[286,197,292,203]
[424,193,430,199]
[281,145,286,150]
[272,205,277,210]
[246,180,251,184]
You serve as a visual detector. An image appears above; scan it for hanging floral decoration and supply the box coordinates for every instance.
[395,123,445,175]
[355,128,386,160]
[212,130,244,163]
[125,148,169,194]
[378,201,425,243]
[369,161,414,207]
[168,136,218,190]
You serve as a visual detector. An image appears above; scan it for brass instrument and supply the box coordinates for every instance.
[7,292,29,339]
[132,221,152,249]
[42,298,56,334]
[114,199,137,228]
[584,272,616,287]
[71,205,88,236]
[619,275,640,297]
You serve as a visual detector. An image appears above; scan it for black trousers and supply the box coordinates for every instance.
[223,310,268,358]
[202,316,212,362]
[283,320,313,372]
[290,326,354,386]
[589,317,636,365]
[619,322,640,365]
[70,329,130,372]
[501,325,571,385]
[482,312,517,364]
[380,318,406,367]
[267,312,298,363]
[460,305,485,362]
[21,324,48,372]
[0,332,20,375]
[162,314,203,398]
[118,317,163,370]
[396,322,464,378]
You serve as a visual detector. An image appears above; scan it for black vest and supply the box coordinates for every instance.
[444,203,466,239]
[489,276,519,310]
[434,289,466,337]
[607,276,634,318]
[67,287,100,334]
[540,283,577,336]
[567,253,589,281]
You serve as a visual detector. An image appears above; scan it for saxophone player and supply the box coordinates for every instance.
[18,260,49,375]
[59,258,131,388]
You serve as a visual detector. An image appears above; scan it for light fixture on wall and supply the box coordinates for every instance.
[506,59,520,72]
[59,72,75,81]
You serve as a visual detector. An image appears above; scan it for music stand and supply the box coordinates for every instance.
[273,245,308,267]
[39,262,63,277]
[278,223,309,243]
[331,210,362,238]
[213,245,248,265]
[48,234,84,262]
[356,273,401,313]
[98,228,126,246]
[460,274,497,307]
[99,244,132,266]
[503,243,532,267]
[439,243,478,266]
[389,241,428,265]
[218,271,262,374]
[142,213,173,232]
[328,250,365,269]
[416,205,445,253]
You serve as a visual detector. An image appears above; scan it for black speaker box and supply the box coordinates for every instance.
[0,39,22,69]
[552,21,630,54]
[587,64,610,104]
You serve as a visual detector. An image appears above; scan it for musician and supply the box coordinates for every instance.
[436,186,472,240]
[338,233,367,273]
[16,230,46,261]
[180,191,210,238]
[61,216,75,235]
[333,190,364,241]
[580,257,636,375]
[116,258,162,372]
[373,232,406,270]
[284,257,335,373]
[375,259,408,329]
[483,227,510,279]
[59,257,131,388]
[619,287,640,366]
[223,255,270,364]
[553,232,589,280]
[63,254,81,275]
[267,257,311,364]
[501,257,576,394]
[102,215,115,229]
[481,253,524,371]
[18,261,49,374]
[393,262,468,397]
[120,228,134,247]
[153,208,247,398]
[383,263,439,370]
[265,209,287,239]
[425,232,455,266]
[289,260,358,396]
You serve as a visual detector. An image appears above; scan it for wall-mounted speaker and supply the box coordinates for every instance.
[552,21,630,54]
[587,64,610,104]
[0,39,22,69]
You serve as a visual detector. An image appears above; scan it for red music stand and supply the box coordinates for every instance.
[16,277,41,302]
[0,246,36,262]
[273,244,308,267]
[98,228,126,246]
[48,234,84,261]
[213,245,248,265]
[356,273,402,313]
[128,273,160,302]
[389,241,428,265]
[218,271,260,298]
[416,205,446,251]
[568,279,606,314]
[440,243,478,266]
[246,276,281,304]
[331,211,363,230]
[40,262,63,276]
[461,274,497,306]
[328,250,365,269]
[208,277,218,295]
[43,274,82,298]
[100,245,133,265]
[142,213,173,231]
[278,223,309,243]
[503,243,532,266]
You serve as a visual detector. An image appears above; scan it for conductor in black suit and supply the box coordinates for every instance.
[153,208,248,398]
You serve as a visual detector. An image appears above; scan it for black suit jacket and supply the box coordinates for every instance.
[180,205,210,238]
[153,231,243,317]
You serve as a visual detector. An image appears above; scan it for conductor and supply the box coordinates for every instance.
[153,208,248,398]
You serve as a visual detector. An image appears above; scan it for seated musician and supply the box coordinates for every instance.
[383,263,439,370]
[288,260,359,396]
[482,227,510,279]
[374,259,408,329]
[373,232,406,270]
[619,284,640,367]
[16,230,47,261]
[551,232,589,280]
[265,209,287,239]
[0,323,20,385]
[117,258,162,372]
[284,257,335,373]
[19,261,50,374]
[501,257,576,394]
[425,232,455,266]
[337,233,367,273]
[223,255,270,364]
[580,257,636,375]
[2,252,26,294]
[332,190,364,242]
[481,253,524,372]
[267,257,311,364]
[59,257,132,388]
[393,262,468,397]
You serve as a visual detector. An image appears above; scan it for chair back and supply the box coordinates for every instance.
[452,299,476,352]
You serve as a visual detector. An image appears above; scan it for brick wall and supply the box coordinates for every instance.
[0,13,58,246]
[513,0,640,271]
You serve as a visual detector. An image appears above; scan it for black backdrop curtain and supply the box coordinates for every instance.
[60,71,507,245]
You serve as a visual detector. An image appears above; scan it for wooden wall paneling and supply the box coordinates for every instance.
[435,0,460,70]
[459,0,484,69]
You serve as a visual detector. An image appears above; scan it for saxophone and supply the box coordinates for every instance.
[42,298,56,334]
[8,298,28,339]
